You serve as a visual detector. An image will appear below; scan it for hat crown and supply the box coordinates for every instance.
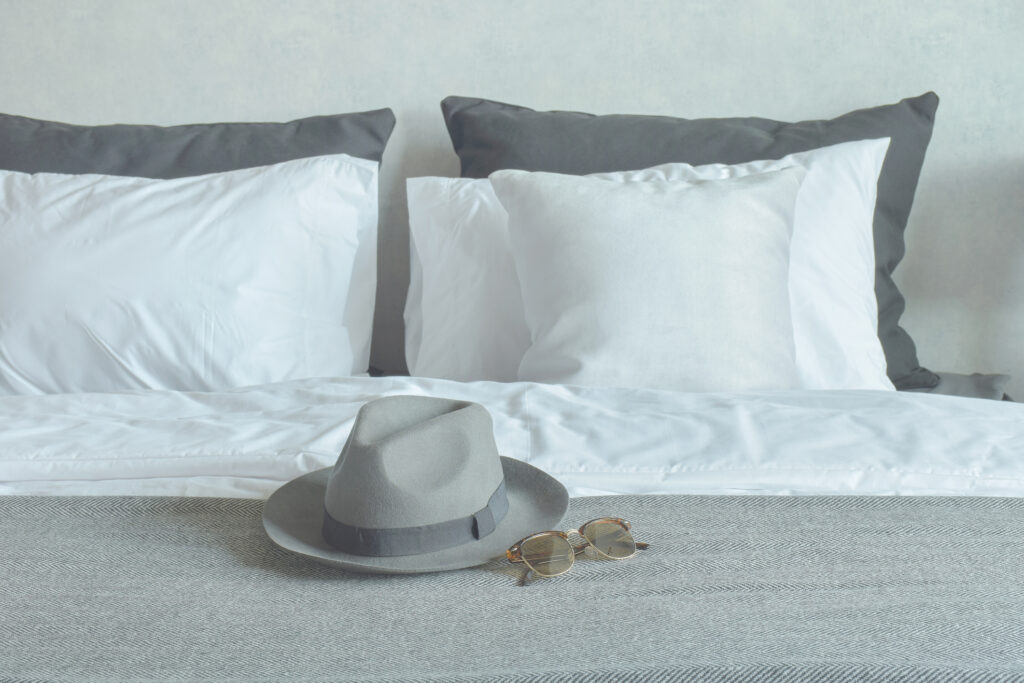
[325,396,505,529]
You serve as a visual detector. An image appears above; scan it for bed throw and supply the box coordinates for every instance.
[3,494,1023,682]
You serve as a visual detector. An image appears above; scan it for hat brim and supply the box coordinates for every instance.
[262,457,569,574]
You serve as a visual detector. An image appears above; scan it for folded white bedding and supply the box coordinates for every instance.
[0,376,1021,498]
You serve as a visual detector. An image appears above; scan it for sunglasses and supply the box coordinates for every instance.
[506,517,649,583]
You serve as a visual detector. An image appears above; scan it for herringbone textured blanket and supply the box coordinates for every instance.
[2,495,1023,681]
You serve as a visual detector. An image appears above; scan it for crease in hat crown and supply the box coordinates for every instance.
[324,395,506,530]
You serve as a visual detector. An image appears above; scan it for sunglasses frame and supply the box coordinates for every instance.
[506,517,646,579]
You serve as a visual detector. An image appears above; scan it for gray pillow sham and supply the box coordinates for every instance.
[441,94,940,390]
[0,108,395,178]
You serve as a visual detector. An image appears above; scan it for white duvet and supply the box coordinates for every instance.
[0,375,1021,498]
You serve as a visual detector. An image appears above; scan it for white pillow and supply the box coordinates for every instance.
[0,154,379,394]
[489,166,806,392]
[406,178,531,381]
[405,138,893,390]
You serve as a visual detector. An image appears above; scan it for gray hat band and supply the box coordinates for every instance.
[321,479,509,557]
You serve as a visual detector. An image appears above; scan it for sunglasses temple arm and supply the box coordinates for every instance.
[635,541,650,550]
[517,567,534,587]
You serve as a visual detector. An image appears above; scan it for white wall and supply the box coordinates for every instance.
[2,0,1021,395]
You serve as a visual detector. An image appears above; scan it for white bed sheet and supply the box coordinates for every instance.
[0,375,1021,498]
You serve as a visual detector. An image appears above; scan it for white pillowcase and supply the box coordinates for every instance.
[489,166,806,392]
[405,138,893,390]
[406,178,531,381]
[0,154,379,395]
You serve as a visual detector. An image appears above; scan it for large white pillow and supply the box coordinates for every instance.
[0,154,379,394]
[405,138,893,390]
[405,177,531,381]
[489,166,806,392]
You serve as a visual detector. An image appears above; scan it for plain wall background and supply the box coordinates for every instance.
[1,0,1021,396]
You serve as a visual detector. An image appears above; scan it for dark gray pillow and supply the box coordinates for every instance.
[0,108,395,178]
[441,94,940,390]
[907,371,1012,401]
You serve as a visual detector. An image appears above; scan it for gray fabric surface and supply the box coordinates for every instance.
[441,94,941,391]
[3,494,1024,682]
[0,108,395,176]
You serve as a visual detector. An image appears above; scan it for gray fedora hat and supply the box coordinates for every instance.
[263,395,569,573]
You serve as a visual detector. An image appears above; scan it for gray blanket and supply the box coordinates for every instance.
[2,494,1024,682]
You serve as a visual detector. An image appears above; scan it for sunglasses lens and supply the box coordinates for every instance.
[520,534,575,577]
[584,521,636,559]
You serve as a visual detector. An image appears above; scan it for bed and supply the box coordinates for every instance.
[3,378,1024,680]
[2,88,1023,681]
